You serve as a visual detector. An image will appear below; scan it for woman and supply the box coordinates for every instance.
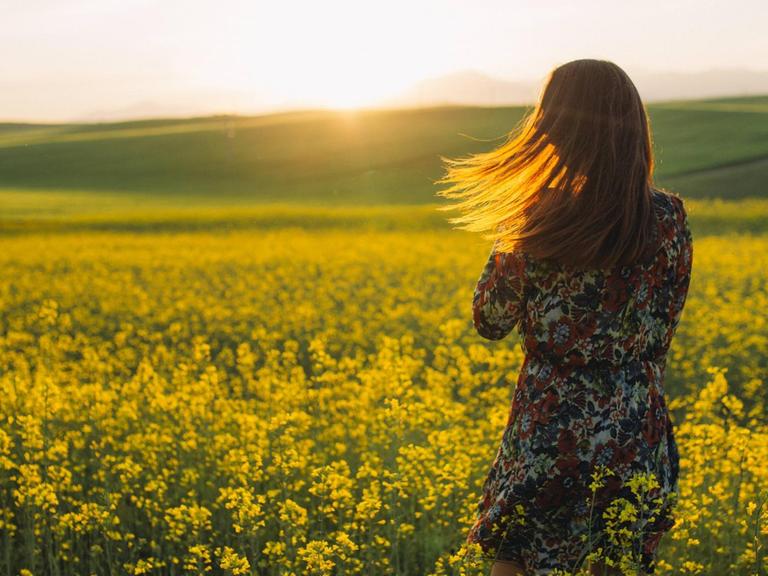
[435,59,693,575]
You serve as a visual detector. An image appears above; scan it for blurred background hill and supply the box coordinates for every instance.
[1,94,766,221]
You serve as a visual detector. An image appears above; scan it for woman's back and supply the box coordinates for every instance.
[467,187,693,574]
[517,188,692,372]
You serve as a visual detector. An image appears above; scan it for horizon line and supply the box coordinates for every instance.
[2,91,767,127]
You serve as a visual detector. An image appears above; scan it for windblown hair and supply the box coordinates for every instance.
[435,59,660,270]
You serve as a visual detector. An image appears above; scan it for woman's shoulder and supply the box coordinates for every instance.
[651,187,687,223]
[650,187,692,264]
[520,187,688,277]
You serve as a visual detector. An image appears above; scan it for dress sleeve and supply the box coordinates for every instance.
[657,196,694,368]
[472,241,528,341]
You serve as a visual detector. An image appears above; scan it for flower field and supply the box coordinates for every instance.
[0,200,766,575]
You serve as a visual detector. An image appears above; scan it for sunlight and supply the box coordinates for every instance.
[186,1,437,114]
[314,81,391,110]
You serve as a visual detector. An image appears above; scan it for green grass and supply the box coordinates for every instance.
[0,95,766,213]
[1,199,766,239]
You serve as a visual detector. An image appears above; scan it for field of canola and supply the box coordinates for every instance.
[0,200,767,575]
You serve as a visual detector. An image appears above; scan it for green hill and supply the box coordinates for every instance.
[0,95,766,215]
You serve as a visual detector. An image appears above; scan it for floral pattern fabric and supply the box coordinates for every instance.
[467,190,693,574]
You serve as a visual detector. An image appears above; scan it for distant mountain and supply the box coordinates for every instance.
[378,67,768,109]
[75,101,209,123]
[632,67,768,102]
[70,90,281,124]
[70,67,768,122]
[380,69,539,108]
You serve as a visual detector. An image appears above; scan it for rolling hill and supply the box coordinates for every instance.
[0,95,766,217]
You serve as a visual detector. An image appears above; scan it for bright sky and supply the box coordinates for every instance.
[3,0,767,121]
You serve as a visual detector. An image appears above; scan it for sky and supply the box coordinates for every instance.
[3,0,767,122]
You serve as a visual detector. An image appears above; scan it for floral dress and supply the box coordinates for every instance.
[466,190,693,574]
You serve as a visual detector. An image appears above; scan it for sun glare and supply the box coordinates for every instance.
[313,80,395,110]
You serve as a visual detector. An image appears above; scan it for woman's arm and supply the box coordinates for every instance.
[657,197,694,371]
[472,241,528,341]
[671,199,693,325]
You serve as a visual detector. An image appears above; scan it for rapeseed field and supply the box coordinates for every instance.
[0,201,766,575]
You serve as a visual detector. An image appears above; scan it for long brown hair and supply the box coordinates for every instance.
[434,59,659,270]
